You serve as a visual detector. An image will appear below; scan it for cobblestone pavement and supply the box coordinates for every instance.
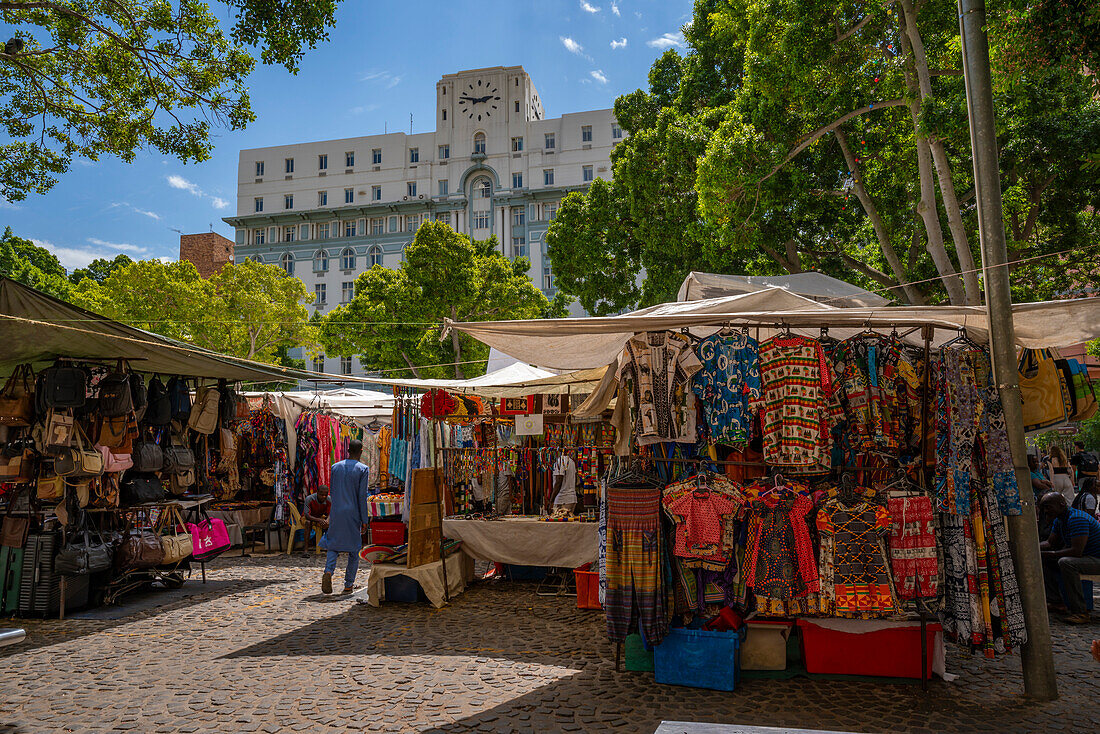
[2,553,1099,733]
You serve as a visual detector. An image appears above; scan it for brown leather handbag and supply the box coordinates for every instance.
[116,524,165,569]
[0,364,35,426]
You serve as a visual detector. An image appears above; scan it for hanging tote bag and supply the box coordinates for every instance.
[0,364,35,426]
[97,360,134,418]
[120,474,166,505]
[156,505,193,565]
[1064,359,1098,421]
[53,424,103,479]
[36,469,64,501]
[45,409,75,451]
[96,443,133,473]
[1,492,30,549]
[1018,348,1072,432]
[187,508,231,560]
[0,447,35,483]
[41,362,86,409]
[131,431,164,473]
[54,517,113,575]
[144,375,172,427]
[187,386,220,435]
[162,427,196,474]
[116,525,165,570]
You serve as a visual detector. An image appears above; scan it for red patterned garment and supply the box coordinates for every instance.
[758,335,839,472]
[886,492,939,601]
[744,490,820,599]
[665,492,740,563]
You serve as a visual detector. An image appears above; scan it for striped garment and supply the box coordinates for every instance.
[605,483,667,645]
[758,336,837,471]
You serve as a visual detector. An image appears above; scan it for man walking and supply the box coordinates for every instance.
[322,439,371,595]
[1039,492,1100,624]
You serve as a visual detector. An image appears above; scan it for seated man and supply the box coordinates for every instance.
[1029,454,1053,501]
[302,484,330,556]
[1039,492,1100,625]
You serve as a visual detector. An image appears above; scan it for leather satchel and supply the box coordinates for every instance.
[36,470,64,501]
[41,362,86,409]
[121,474,166,505]
[116,527,165,569]
[55,522,112,575]
[53,424,103,478]
[0,447,34,482]
[91,473,120,508]
[157,505,193,564]
[1,493,30,548]
[0,364,35,426]
[132,435,164,473]
[95,414,130,449]
[163,432,195,475]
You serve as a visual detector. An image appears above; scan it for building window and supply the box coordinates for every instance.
[436,211,451,226]
[341,282,355,304]
[511,137,523,152]
[581,125,592,142]
[476,179,491,198]
[340,356,352,375]
[345,151,354,168]
[340,247,355,270]
[407,182,417,197]
[612,124,622,139]
[438,145,450,160]
[388,216,398,232]
[253,228,265,245]
[512,206,525,227]
[318,190,327,207]
[543,169,554,186]
[313,355,325,372]
[409,148,419,163]
[285,158,294,174]
[284,194,293,210]
[515,100,520,113]
[344,221,356,238]
[344,187,354,204]
[543,265,554,289]
[314,283,326,304]
[371,217,384,234]
[313,249,328,272]
[442,109,447,121]
[372,148,382,165]
[473,132,486,154]
[545,133,555,149]
[254,197,264,213]
[512,173,523,189]
[406,214,419,232]
[371,185,381,201]
[546,201,558,220]
[284,226,296,243]
[473,211,490,229]
[280,253,294,275]
[583,165,594,182]
[318,154,328,170]
[368,246,383,267]
[511,236,527,258]
[255,161,265,177]
[317,224,329,240]
[439,179,449,196]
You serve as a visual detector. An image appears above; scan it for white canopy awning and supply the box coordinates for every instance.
[677,271,892,307]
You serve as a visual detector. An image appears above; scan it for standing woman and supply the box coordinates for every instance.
[1050,445,1076,504]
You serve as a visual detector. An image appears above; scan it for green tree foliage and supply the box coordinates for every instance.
[68,253,132,284]
[547,0,1100,310]
[0,0,342,202]
[0,225,71,299]
[319,221,555,379]
[72,257,316,363]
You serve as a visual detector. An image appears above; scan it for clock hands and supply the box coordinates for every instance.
[459,94,499,104]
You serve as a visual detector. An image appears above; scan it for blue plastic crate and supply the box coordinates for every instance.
[654,627,740,691]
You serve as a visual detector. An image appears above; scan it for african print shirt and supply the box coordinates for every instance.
[693,332,763,446]
[617,331,703,447]
[831,335,905,453]
[758,335,838,471]
[816,498,896,617]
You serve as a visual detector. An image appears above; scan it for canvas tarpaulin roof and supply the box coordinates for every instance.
[443,293,1100,371]
[0,277,361,384]
[676,271,892,307]
[347,362,608,398]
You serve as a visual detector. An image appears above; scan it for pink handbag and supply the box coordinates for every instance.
[97,443,133,473]
[186,516,231,560]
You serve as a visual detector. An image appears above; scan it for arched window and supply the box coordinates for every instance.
[340,247,356,271]
[313,249,329,273]
[476,178,491,199]
[473,132,486,155]
[368,245,383,267]
[280,252,294,276]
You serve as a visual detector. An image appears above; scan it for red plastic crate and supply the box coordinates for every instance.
[797,619,941,679]
[370,520,406,547]
[573,569,601,609]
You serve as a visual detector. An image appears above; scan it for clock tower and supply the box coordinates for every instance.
[436,66,544,150]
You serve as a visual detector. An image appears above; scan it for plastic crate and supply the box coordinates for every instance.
[371,521,406,547]
[798,619,941,679]
[625,633,654,672]
[574,569,601,609]
[383,574,427,603]
[654,627,740,691]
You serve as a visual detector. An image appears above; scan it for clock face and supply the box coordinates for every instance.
[459,79,500,122]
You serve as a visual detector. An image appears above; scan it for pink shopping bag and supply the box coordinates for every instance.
[187,517,231,560]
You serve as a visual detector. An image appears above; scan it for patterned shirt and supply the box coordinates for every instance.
[758,335,837,471]
[617,332,703,446]
[693,332,762,446]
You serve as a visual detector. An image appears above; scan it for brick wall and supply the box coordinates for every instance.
[179,232,234,278]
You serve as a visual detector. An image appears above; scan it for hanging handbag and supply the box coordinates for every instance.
[45,409,75,451]
[0,447,34,482]
[95,413,130,449]
[96,443,133,473]
[116,525,165,569]
[97,359,134,418]
[131,433,164,473]
[156,505,193,564]
[53,424,103,478]
[187,508,231,560]
[130,373,148,422]
[187,386,221,435]
[1062,358,1098,421]
[1018,348,1072,432]
[168,469,195,496]
[41,362,87,409]
[0,364,36,426]
[91,473,120,508]
[1,492,30,548]
[120,473,166,505]
[162,426,196,474]
[36,469,64,501]
[54,517,112,575]
[145,375,172,427]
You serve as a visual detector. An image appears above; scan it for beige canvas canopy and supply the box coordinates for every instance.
[677,270,892,307]
[347,361,608,398]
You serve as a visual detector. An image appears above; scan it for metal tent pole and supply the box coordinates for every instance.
[957,0,1057,700]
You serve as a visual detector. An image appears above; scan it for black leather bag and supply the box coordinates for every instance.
[162,430,195,474]
[54,523,112,576]
[145,376,171,427]
[121,474,166,505]
[41,363,86,409]
[97,360,133,418]
[129,373,147,421]
[131,438,163,473]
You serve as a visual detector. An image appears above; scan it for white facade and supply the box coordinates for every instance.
[224,66,621,378]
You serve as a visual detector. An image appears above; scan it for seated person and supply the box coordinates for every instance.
[1039,492,1100,625]
[1072,477,1099,517]
[1030,454,1053,500]
[302,484,331,556]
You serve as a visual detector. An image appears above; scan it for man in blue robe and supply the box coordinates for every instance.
[322,439,371,594]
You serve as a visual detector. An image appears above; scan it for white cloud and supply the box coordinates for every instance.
[561,36,584,55]
[580,1,600,12]
[359,70,402,89]
[610,37,627,49]
[590,69,609,84]
[647,31,685,49]
[166,175,229,210]
[157,256,175,264]
[32,239,99,271]
[110,202,162,221]
[611,2,620,16]
[86,237,148,254]
[0,199,19,211]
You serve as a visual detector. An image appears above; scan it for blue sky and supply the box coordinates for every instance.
[2,0,692,272]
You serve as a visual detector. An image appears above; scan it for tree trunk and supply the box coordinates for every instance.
[899,0,980,304]
[834,128,925,305]
[449,305,466,379]
[401,352,423,379]
[760,241,800,273]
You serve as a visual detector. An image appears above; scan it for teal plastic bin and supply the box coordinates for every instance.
[625,633,654,672]
[654,627,740,691]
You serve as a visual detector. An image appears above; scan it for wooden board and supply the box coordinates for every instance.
[410,468,439,505]
[409,502,442,533]
[407,526,441,569]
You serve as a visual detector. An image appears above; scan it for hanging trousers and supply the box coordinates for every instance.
[605,484,666,645]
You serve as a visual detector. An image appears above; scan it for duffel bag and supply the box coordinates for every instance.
[116,528,165,569]
[121,474,165,505]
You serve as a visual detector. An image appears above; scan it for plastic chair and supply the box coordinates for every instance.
[285,503,307,554]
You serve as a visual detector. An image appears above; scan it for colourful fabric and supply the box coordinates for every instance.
[886,492,939,601]
[816,499,896,617]
[616,331,703,447]
[662,474,743,571]
[831,335,904,453]
[758,335,837,472]
[605,482,666,645]
[692,332,762,446]
[665,491,739,563]
[744,491,820,599]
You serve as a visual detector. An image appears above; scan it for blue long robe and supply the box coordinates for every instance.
[324,459,371,552]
